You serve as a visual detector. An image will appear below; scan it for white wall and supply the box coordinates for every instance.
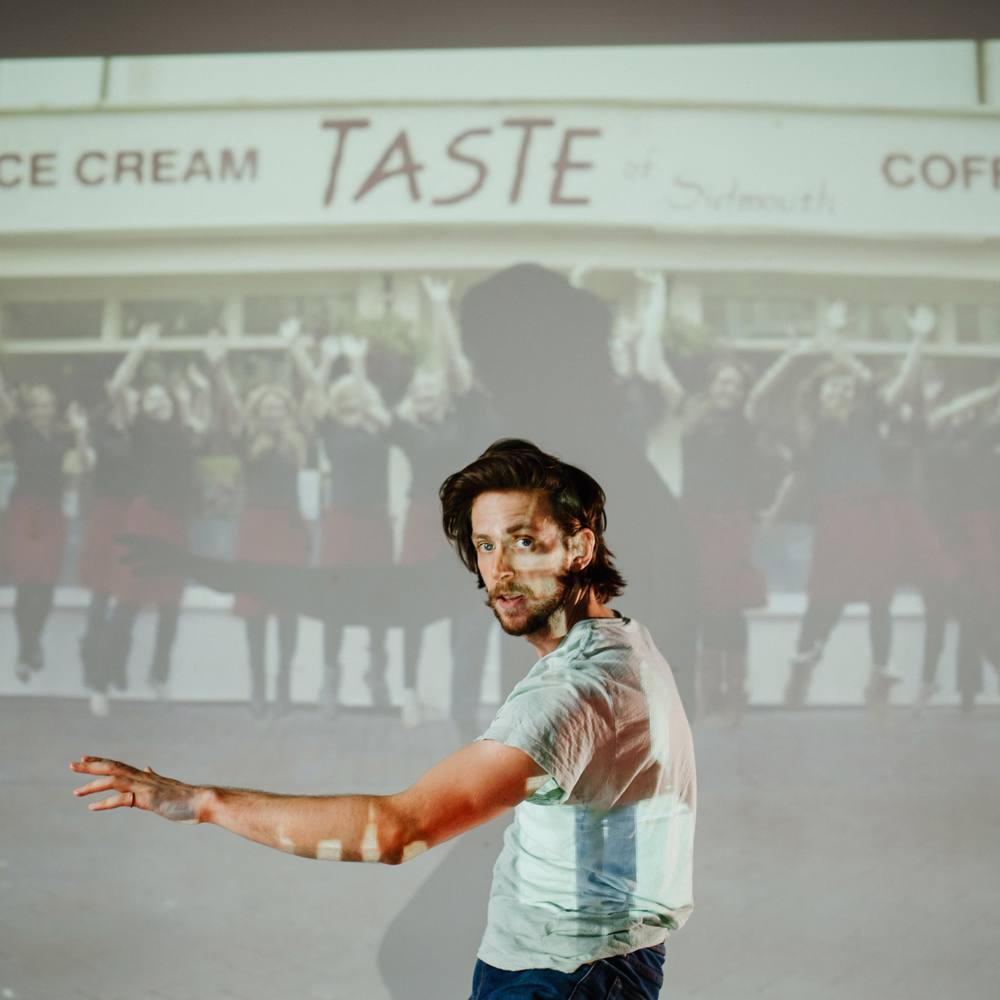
[0,42,990,112]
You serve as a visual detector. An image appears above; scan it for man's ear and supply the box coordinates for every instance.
[568,528,596,571]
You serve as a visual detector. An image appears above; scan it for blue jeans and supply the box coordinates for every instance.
[469,944,665,999]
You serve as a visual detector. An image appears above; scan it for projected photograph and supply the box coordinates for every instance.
[1,38,998,1000]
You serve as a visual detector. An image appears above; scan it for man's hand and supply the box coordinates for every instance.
[278,316,302,343]
[319,335,342,364]
[203,329,229,367]
[71,757,206,823]
[116,533,190,576]
[65,401,89,436]
[420,275,454,305]
[136,323,162,347]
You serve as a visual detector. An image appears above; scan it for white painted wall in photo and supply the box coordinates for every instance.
[1,589,997,709]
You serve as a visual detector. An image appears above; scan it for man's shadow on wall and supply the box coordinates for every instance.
[377,263,698,998]
[377,813,509,1000]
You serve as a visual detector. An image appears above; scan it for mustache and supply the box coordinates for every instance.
[486,582,537,602]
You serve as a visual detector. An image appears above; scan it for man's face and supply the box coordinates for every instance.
[471,490,574,637]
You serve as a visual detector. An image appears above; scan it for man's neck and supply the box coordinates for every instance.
[526,588,615,658]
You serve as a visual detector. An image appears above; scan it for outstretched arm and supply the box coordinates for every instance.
[759,470,804,527]
[0,365,17,425]
[633,271,685,411]
[820,327,873,385]
[108,323,160,404]
[65,402,96,473]
[745,339,813,424]
[204,331,243,437]
[927,379,1000,432]
[289,327,338,423]
[421,275,474,399]
[880,323,928,409]
[118,535,334,620]
[177,364,213,439]
[71,739,545,864]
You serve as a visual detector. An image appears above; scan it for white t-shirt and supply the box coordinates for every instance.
[476,613,696,972]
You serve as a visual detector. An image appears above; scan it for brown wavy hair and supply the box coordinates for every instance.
[439,439,626,601]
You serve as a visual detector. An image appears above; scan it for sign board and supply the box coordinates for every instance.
[1,105,998,238]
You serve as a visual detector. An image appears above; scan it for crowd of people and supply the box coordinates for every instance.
[2,267,999,728]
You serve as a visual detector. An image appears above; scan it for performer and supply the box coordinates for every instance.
[392,275,492,732]
[293,331,395,715]
[74,439,695,1000]
[968,390,1000,708]
[752,323,924,717]
[681,359,772,727]
[922,376,1000,713]
[101,325,209,700]
[869,315,957,712]
[78,359,141,716]
[0,372,92,682]
[208,332,310,718]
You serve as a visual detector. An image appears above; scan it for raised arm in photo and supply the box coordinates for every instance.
[927,378,1000,432]
[633,270,685,412]
[745,338,814,424]
[0,364,18,425]
[108,322,161,406]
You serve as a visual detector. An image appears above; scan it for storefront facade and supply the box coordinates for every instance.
[2,42,999,359]
[1,42,998,705]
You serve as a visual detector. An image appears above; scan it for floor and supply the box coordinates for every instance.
[1,698,998,1000]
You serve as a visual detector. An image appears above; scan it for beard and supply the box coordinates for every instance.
[486,578,568,637]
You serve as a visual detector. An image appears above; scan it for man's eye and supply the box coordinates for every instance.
[478,542,494,552]
[515,538,532,549]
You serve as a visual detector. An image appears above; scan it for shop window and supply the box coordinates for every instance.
[868,303,911,341]
[244,295,332,337]
[0,354,120,409]
[819,301,913,341]
[2,301,103,340]
[704,296,814,339]
[122,299,225,338]
[956,304,1000,343]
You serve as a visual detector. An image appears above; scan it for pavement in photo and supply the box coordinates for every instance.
[1,698,998,1000]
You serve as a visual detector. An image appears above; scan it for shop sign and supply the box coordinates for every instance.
[0,105,998,237]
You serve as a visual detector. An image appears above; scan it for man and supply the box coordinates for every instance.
[72,439,696,999]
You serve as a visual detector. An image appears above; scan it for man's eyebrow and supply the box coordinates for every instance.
[471,521,537,541]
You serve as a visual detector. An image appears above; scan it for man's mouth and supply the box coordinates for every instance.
[494,593,524,611]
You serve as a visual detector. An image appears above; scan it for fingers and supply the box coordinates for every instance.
[73,776,118,797]
[71,758,151,810]
[89,791,136,812]
[70,756,123,775]
[70,757,139,797]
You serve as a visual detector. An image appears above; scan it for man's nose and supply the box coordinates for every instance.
[493,546,515,580]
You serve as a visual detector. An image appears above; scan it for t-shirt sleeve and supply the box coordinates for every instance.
[478,656,616,804]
